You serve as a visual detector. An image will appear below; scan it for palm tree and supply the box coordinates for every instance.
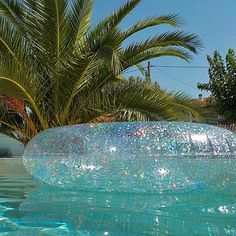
[0,0,202,143]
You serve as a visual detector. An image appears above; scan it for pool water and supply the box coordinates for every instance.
[1,159,236,235]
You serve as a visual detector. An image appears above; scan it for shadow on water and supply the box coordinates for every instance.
[1,159,236,235]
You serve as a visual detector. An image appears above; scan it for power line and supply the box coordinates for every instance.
[123,64,208,74]
[155,67,199,91]
[123,63,205,91]
[123,68,141,74]
[152,65,208,69]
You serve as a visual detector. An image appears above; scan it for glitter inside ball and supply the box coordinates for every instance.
[23,122,236,193]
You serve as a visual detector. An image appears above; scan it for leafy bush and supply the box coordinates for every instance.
[198,49,236,121]
[0,147,12,158]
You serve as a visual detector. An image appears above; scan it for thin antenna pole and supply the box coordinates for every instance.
[147,61,151,78]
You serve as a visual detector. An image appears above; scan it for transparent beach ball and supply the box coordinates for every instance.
[23,122,236,193]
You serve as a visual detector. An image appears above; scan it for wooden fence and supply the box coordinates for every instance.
[217,123,236,132]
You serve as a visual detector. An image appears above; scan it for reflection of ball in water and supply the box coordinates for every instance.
[23,122,236,193]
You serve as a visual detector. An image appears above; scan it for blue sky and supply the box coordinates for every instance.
[93,0,236,98]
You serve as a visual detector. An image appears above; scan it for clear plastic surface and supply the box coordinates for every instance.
[23,122,236,193]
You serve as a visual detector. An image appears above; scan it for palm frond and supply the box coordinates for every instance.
[122,47,193,69]
[0,59,48,129]
[73,0,93,47]
[120,14,182,41]
[83,0,140,52]
[0,0,202,143]
[70,78,201,123]
[121,31,202,59]
[0,0,25,32]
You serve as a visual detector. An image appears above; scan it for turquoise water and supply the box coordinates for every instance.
[1,159,236,235]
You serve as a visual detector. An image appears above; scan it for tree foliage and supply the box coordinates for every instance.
[0,0,202,143]
[198,49,236,121]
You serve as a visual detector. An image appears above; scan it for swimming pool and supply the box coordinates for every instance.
[1,158,236,235]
